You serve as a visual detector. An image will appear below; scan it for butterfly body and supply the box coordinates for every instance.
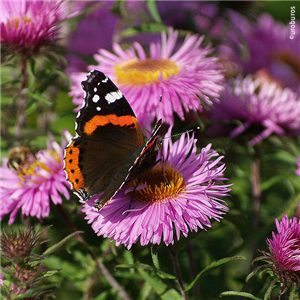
[64,70,162,211]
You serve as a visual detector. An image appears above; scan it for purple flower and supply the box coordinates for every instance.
[218,13,300,92]
[66,1,152,74]
[210,76,300,145]
[70,28,224,128]
[1,0,67,55]
[296,157,300,176]
[0,131,71,225]
[157,2,257,40]
[66,1,118,74]
[264,215,300,286]
[82,129,231,249]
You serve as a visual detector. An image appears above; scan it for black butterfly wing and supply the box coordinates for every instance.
[64,70,145,206]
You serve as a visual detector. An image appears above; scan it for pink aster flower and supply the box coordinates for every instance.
[69,71,87,112]
[218,13,300,92]
[82,130,231,249]
[70,28,224,127]
[1,0,67,55]
[0,131,72,225]
[257,215,300,288]
[210,76,300,145]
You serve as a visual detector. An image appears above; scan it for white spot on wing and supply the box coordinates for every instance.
[116,90,122,98]
[105,90,123,104]
[102,76,108,83]
[96,106,101,111]
[92,94,100,103]
[94,87,97,92]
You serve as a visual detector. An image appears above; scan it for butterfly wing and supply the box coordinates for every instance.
[64,70,145,207]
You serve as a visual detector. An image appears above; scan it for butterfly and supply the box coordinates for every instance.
[64,70,163,211]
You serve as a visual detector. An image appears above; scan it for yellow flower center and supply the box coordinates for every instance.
[115,58,181,85]
[8,16,32,29]
[128,163,186,203]
[17,150,60,184]
[277,50,300,78]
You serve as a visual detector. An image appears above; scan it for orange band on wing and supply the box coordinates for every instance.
[84,114,138,135]
[64,142,84,191]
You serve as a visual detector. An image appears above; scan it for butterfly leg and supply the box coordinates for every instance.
[155,156,170,186]
[128,178,141,210]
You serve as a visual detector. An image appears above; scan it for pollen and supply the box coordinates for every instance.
[8,16,32,29]
[115,58,181,85]
[17,150,59,183]
[129,163,186,203]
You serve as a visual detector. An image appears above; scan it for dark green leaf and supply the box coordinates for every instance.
[160,289,182,300]
[151,244,160,270]
[42,231,83,256]
[264,278,279,300]
[116,263,176,279]
[147,0,162,23]
[23,90,52,105]
[185,256,246,292]
[138,268,167,296]
[220,291,262,299]
[11,283,58,299]
[120,23,169,37]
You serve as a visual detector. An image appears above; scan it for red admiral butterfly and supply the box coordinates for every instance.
[64,70,163,211]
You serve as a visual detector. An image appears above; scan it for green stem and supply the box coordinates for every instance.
[168,244,188,300]
[16,55,28,142]
[57,204,132,300]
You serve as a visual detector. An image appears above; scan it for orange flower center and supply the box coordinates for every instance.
[128,163,186,203]
[8,16,32,29]
[115,58,181,85]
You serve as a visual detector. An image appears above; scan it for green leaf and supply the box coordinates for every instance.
[139,282,153,300]
[42,231,83,257]
[264,278,279,300]
[151,244,160,270]
[288,284,299,300]
[38,72,59,94]
[11,283,58,299]
[139,268,167,295]
[120,23,169,37]
[147,0,162,23]
[23,90,52,105]
[0,286,9,299]
[160,289,183,300]
[123,249,134,265]
[116,263,176,279]
[261,175,287,191]
[185,256,246,292]
[220,291,262,300]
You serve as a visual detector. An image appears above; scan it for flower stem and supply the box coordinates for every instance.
[168,244,188,300]
[56,204,132,300]
[16,55,28,142]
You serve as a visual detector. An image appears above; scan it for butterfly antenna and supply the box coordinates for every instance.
[158,95,162,118]
[163,127,200,140]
